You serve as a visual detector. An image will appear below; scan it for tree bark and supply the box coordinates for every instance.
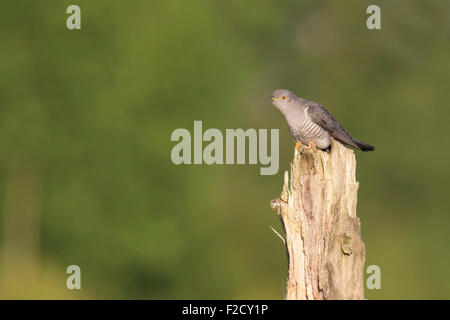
[270,140,365,300]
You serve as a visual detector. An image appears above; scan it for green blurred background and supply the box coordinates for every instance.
[0,0,449,299]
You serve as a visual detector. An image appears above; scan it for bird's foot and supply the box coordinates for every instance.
[304,141,316,150]
[295,141,302,151]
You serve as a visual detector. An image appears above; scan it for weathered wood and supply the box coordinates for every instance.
[270,140,365,300]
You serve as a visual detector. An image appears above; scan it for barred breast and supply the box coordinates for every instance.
[290,118,331,150]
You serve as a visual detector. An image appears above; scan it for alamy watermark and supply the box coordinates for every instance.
[366,264,381,290]
[66,265,81,290]
[66,5,81,30]
[171,121,279,175]
[366,5,381,30]
[66,5,380,31]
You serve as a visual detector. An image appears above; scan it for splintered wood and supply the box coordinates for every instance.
[271,140,365,300]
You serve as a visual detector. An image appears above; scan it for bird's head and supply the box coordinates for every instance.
[270,89,296,110]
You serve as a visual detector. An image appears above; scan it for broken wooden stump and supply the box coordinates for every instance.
[270,140,365,300]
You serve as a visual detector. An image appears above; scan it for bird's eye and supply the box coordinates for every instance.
[282,96,286,100]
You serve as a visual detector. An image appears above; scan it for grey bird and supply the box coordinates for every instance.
[271,89,375,152]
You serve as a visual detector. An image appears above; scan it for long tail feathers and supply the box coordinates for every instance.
[333,128,375,152]
[353,139,375,152]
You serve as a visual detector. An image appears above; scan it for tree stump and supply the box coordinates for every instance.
[270,140,365,300]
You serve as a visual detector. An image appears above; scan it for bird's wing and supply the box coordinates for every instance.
[306,102,359,148]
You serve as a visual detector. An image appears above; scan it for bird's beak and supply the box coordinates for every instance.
[271,96,281,101]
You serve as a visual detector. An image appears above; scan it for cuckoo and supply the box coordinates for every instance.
[271,89,375,152]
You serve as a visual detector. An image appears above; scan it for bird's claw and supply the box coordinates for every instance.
[304,141,316,150]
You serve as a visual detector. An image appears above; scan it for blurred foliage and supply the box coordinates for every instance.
[0,0,449,299]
